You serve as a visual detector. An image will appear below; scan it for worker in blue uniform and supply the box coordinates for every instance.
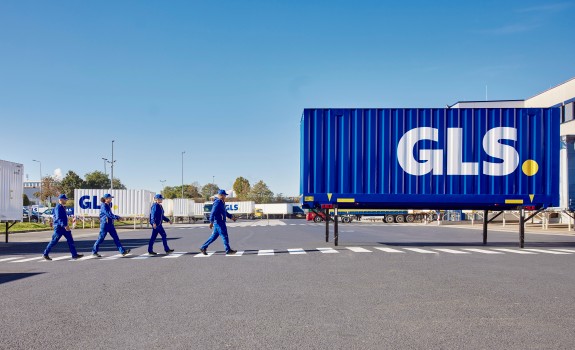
[91,193,131,257]
[199,189,237,255]
[42,194,84,260]
[148,194,174,255]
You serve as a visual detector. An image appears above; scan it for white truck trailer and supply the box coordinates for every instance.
[1,160,23,242]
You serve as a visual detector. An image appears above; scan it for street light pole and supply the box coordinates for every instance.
[160,180,166,195]
[102,157,109,175]
[181,151,186,198]
[111,140,115,189]
[32,160,42,206]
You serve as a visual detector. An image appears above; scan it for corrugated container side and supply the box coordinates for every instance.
[173,199,195,216]
[193,203,204,216]
[255,203,294,214]
[74,189,154,217]
[162,199,174,216]
[301,108,560,210]
[205,201,255,214]
[0,160,23,221]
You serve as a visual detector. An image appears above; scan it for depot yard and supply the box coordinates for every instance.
[1,219,575,349]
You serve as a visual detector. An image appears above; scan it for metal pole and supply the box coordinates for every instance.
[33,160,42,206]
[325,209,329,243]
[102,157,108,175]
[482,210,488,245]
[334,205,339,246]
[111,140,115,189]
[181,151,185,198]
[160,180,166,195]
[519,208,525,248]
[5,222,8,243]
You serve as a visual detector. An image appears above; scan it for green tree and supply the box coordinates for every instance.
[163,184,200,198]
[201,183,220,200]
[84,171,110,189]
[112,178,126,189]
[248,180,274,204]
[233,177,251,200]
[23,194,30,206]
[34,176,62,204]
[60,170,85,198]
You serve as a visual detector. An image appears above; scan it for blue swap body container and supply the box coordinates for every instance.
[300,108,560,210]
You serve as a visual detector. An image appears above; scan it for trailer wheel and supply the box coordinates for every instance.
[313,216,323,223]
[395,215,405,223]
[430,214,438,221]
[406,214,415,223]
[342,216,351,223]
[385,215,394,223]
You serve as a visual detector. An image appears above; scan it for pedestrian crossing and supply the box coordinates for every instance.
[4,246,574,264]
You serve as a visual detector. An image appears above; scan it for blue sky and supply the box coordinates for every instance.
[1,0,573,196]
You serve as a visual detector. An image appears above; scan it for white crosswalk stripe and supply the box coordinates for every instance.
[10,256,44,263]
[433,248,470,254]
[491,248,538,254]
[163,252,187,258]
[404,248,438,254]
[373,247,404,253]
[258,249,275,256]
[43,256,73,261]
[522,249,572,255]
[132,253,154,260]
[102,253,132,260]
[226,250,244,256]
[317,247,338,254]
[346,247,372,253]
[287,248,306,255]
[194,251,215,257]
[549,249,575,253]
[0,256,23,262]
[462,248,504,254]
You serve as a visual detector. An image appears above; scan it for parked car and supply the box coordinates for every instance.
[23,209,40,223]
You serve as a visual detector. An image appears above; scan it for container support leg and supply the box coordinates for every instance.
[519,208,525,248]
[482,210,488,244]
[334,205,339,247]
[325,209,329,243]
[5,222,7,243]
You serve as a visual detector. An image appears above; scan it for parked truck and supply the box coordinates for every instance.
[307,209,416,223]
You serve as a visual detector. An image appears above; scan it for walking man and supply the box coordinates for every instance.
[91,193,130,257]
[148,194,174,255]
[42,194,83,260]
[199,189,237,255]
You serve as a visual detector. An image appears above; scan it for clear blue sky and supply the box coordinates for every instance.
[1,0,574,196]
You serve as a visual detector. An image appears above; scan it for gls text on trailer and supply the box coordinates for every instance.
[300,108,560,247]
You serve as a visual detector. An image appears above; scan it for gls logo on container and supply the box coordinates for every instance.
[397,127,539,177]
[79,195,101,210]
[225,204,239,211]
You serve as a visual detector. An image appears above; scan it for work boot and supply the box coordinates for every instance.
[148,251,158,255]
[92,253,102,258]
[43,255,52,261]
[72,254,84,260]
[165,249,174,254]
[199,248,207,255]
[122,249,131,256]
[226,250,237,255]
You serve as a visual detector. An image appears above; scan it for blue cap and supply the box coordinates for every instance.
[103,193,114,199]
[218,189,228,196]
[58,194,68,200]
[154,194,164,199]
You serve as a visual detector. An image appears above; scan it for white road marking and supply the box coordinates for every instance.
[492,248,538,254]
[549,249,575,253]
[433,249,470,254]
[373,247,405,253]
[404,248,438,254]
[46,256,74,261]
[317,247,338,254]
[102,253,132,260]
[226,250,244,256]
[258,249,275,256]
[522,249,571,255]
[462,248,504,254]
[10,256,44,263]
[346,247,372,253]
[163,252,187,258]
[287,248,306,255]
[132,253,152,260]
[0,257,23,262]
[194,251,215,257]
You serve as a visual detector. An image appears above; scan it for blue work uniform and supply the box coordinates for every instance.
[43,203,78,257]
[148,202,171,253]
[200,198,233,252]
[92,202,127,254]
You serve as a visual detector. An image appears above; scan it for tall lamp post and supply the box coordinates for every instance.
[160,180,166,195]
[32,159,42,206]
[110,140,115,189]
[181,151,186,198]
[102,157,109,175]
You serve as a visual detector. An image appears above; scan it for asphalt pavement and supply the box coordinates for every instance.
[1,219,575,349]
